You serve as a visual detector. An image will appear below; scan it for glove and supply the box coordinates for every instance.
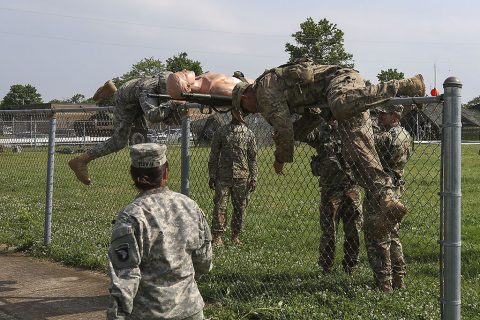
[209,178,216,190]
[248,180,257,192]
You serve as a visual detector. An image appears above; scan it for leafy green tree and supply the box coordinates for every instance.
[112,57,167,88]
[49,94,95,104]
[48,99,63,103]
[285,17,354,67]
[166,52,203,74]
[377,68,404,82]
[1,84,43,108]
[68,93,86,103]
[464,95,480,109]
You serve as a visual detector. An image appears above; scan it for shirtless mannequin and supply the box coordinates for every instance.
[166,70,252,99]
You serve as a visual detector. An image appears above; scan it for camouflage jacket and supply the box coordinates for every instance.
[114,72,171,112]
[107,187,212,320]
[208,123,257,181]
[303,120,355,187]
[254,64,344,163]
[374,125,412,183]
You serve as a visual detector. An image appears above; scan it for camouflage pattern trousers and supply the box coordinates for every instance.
[363,185,406,284]
[328,69,395,196]
[318,183,363,273]
[88,99,173,160]
[212,178,249,236]
[88,102,146,159]
[336,111,394,196]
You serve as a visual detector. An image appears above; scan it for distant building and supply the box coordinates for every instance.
[400,104,480,141]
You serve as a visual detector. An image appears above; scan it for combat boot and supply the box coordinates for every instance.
[396,74,425,97]
[317,258,332,274]
[212,234,224,248]
[372,191,407,238]
[231,232,243,246]
[393,275,406,290]
[376,279,393,293]
[68,153,93,185]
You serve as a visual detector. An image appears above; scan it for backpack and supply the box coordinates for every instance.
[274,58,316,87]
[274,59,340,109]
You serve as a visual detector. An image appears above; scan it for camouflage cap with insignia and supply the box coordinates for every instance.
[376,104,404,115]
[129,143,167,168]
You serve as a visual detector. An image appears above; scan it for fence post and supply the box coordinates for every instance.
[441,77,462,320]
[44,114,57,246]
[180,113,191,196]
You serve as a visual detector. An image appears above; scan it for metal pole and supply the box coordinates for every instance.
[30,115,33,146]
[439,97,445,317]
[441,77,462,320]
[180,111,191,196]
[83,122,86,147]
[34,121,37,148]
[417,110,420,141]
[44,115,57,246]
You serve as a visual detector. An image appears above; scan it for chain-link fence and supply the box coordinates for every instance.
[0,80,467,319]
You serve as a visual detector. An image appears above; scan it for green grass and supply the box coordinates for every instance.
[0,143,479,319]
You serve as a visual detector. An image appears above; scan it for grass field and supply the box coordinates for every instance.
[0,143,479,319]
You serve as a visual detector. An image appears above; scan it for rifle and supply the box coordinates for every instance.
[147,93,233,112]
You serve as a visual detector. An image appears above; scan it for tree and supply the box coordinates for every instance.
[285,17,354,67]
[68,93,86,104]
[112,57,167,88]
[1,84,43,108]
[464,95,480,109]
[377,68,404,82]
[166,52,203,74]
[48,94,95,104]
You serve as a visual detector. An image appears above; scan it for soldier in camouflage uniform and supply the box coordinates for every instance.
[69,73,181,185]
[364,105,412,292]
[304,119,362,274]
[208,114,258,246]
[231,60,424,237]
[107,143,212,320]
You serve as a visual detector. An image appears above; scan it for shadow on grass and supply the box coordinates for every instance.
[200,269,372,304]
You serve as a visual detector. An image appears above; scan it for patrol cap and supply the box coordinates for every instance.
[129,143,167,168]
[376,104,404,115]
[232,82,252,112]
[93,80,117,101]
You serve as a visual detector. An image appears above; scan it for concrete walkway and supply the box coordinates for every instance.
[0,246,109,320]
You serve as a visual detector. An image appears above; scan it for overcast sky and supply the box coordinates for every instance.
[0,0,478,103]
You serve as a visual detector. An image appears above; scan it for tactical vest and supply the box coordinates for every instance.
[258,59,341,109]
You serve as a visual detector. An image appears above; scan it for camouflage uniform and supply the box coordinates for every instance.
[304,120,362,273]
[107,187,213,319]
[254,65,404,197]
[208,123,257,239]
[364,122,412,289]
[89,73,176,159]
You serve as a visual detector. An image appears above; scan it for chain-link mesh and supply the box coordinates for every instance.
[188,106,444,317]
[0,102,467,318]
